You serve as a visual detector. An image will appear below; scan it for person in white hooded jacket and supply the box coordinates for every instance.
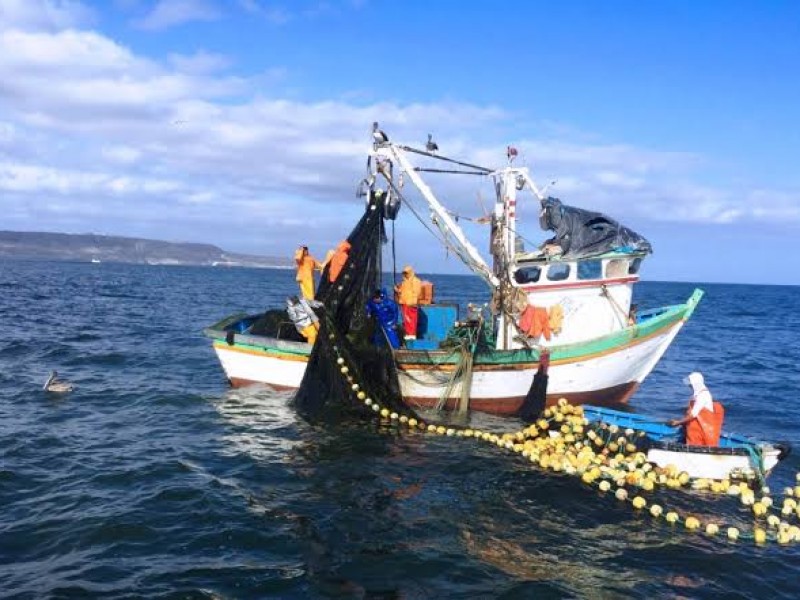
[668,371,724,446]
[669,372,713,425]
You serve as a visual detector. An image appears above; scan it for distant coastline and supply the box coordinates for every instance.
[0,231,292,269]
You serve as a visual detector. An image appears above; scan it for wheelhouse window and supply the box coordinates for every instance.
[605,259,628,278]
[577,259,603,280]
[546,263,571,281]
[628,257,643,275]
[514,266,541,284]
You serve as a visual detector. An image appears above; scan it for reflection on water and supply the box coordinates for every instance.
[211,385,301,460]
[4,262,800,598]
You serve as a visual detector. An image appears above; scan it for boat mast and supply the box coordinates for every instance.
[489,161,547,349]
[369,134,552,352]
[492,164,546,268]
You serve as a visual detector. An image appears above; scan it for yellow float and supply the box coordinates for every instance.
[330,348,800,548]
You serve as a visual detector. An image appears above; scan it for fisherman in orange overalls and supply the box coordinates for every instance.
[326,240,351,283]
[395,265,422,340]
[294,245,321,300]
[668,371,725,446]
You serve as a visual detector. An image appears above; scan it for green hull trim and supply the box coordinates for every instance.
[206,288,704,368]
[392,288,703,367]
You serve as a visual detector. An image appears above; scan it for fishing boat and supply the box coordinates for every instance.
[582,406,790,483]
[205,127,704,416]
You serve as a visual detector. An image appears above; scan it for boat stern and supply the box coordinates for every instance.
[204,312,310,389]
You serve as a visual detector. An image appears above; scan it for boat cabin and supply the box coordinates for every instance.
[507,251,646,347]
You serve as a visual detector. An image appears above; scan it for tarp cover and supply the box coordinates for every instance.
[539,197,652,259]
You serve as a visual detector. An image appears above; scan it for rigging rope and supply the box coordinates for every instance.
[434,341,471,413]
[391,219,397,287]
[397,145,492,173]
[382,175,490,277]
[600,284,631,326]
[413,168,488,175]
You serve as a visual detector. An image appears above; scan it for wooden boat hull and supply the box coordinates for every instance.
[646,443,784,482]
[395,319,681,414]
[205,290,702,417]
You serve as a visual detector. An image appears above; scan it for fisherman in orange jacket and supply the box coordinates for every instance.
[327,240,351,283]
[294,245,320,300]
[395,265,422,340]
[668,371,724,446]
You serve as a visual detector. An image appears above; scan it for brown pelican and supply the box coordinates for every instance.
[43,371,74,393]
[426,133,439,153]
[372,122,389,145]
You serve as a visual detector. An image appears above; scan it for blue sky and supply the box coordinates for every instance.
[1,0,799,284]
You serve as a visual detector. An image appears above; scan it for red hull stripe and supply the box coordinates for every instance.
[226,379,639,416]
[229,377,296,390]
[403,382,639,416]
[521,276,638,292]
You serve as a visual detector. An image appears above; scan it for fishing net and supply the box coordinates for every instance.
[249,309,305,341]
[292,191,416,422]
[291,188,549,424]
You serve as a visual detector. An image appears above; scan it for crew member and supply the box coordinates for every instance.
[395,265,422,340]
[668,371,724,446]
[294,245,320,300]
[286,296,321,345]
[327,240,351,283]
[366,288,400,348]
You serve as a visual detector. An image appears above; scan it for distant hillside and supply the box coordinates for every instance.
[0,231,293,268]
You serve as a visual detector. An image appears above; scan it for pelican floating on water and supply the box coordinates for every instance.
[43,371,74,393]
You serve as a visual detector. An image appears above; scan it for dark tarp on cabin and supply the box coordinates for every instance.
[538,197,652,259]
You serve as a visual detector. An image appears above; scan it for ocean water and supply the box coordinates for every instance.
[1,260,799,599]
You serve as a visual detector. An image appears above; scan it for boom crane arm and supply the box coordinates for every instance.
[374,143,500,289]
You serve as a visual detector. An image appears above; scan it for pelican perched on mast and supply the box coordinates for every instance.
[372,121,389,146]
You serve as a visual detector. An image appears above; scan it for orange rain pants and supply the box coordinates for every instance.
[685,401,725,447]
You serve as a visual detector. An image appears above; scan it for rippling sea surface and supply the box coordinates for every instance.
[1,260,799,599]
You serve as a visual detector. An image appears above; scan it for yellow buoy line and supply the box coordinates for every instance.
[326,329,800,546]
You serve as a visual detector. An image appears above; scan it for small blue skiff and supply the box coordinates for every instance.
[582,406,790,484]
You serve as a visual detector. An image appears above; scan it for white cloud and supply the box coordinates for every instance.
[168,50,231,74]
[238,0,368,24]
[134,0,219,31]
[741,190,800,221]
[0,13,797,267]
[239,0,291,24]
[101,145,143,164]
[594,171,645,189]
[0,120,15,144]
[0,28,138,72]
[0,161,182,195]
[0,0,94,31]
